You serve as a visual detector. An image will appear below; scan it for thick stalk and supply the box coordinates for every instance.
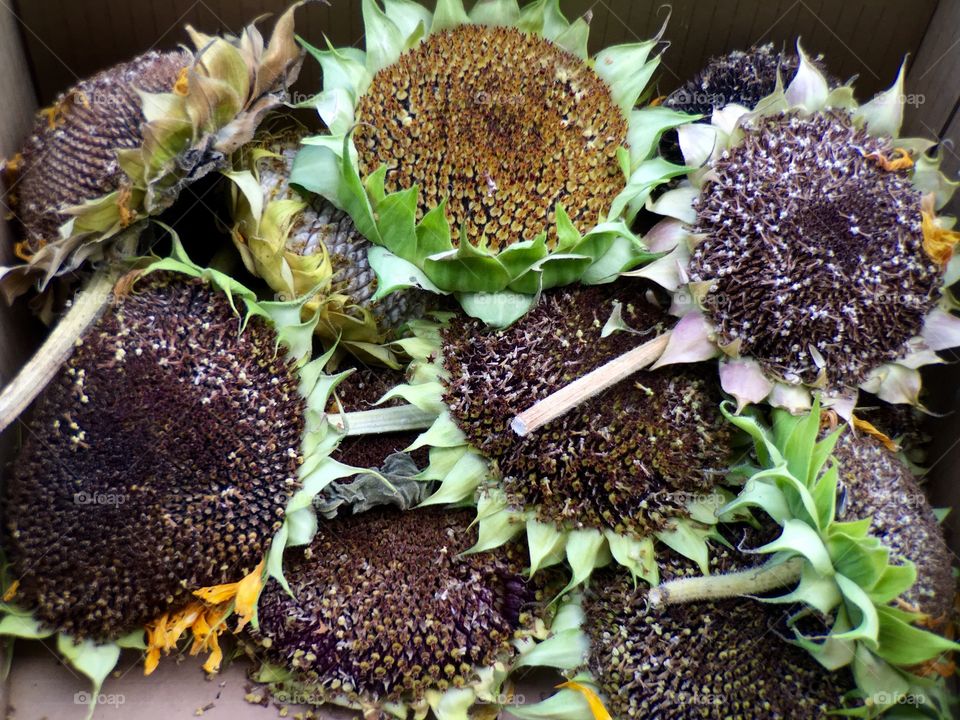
[0,269,120,434]
[328,404,437,436]
[646,557,805,609]
[511,332,671,436]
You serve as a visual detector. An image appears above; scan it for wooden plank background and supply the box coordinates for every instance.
[11,0,939,105]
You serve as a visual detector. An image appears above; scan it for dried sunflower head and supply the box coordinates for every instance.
[514,544,856,720]
[657,43,839,164]
[0,240,344,710]
[689,401,960,716]
[833,432,956,627]
[377,279,739,589]
[636,45,960,414]
[246,507,564,718]
[0,5,304,298]
[290,0,689,326]
[227,125,430,368]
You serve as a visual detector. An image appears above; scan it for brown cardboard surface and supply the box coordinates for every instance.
[0,1,959,719]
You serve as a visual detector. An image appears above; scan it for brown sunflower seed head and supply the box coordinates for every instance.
[3,272,304,640]
[243,127,428,333]
[833,432,956,624]
[354,25,627,251]
[10,51,191,255]
[584,544,853,719]
[251,508,562,706]
[690,110,940,389]
[441,280,734,538]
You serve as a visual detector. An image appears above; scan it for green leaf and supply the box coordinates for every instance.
[382,0,433,41]
[756,519,834,577]
[627,106,699,166]
[423,251,511,293]
[457,291,536,328]
[868,562,918,605]
[56,634,121,711]
[527,518,569,575]
[826,533,889,589]
[431,0,470,31]
[593,41,659,113]
[368,247,444,299]
[339,135,383,244]
[874,606,960,666]
[375,186,420,260]
[415,201,455,257]
[469,0,521,25]
[361,0,406,74]
[496,236,549,280]
[0,614,55,639]
[561,529,612,592]
[509,254,592,295]
[299,36,371,100]
[834,573,880,646]
[811,463,840,531]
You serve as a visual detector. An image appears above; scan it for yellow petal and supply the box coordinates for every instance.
[922,210,959,267]
[555,681,611,720]
[144,647,160,676]
[852,416,899,453]
[201,632,223,674]
[3,579,20,602]
[864,147,914,172]
[233,559,265,632]
[193,581,240,605]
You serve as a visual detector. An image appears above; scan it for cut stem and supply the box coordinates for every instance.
[646,556,805,609]
[0,268,120,434]
[511,331,671,436]
[328,404,437,436]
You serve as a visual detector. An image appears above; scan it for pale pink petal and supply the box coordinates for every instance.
[768,383,812,414]
[644,218,691,253]
[711,104,750,136]
[652,311,719,369]
[785,41,829,110]
[861,364,922,406]
[719,358,774,412]
[823,392,857,422]
[677,123,718,168]
[921,308,960,351]
[625,244,690,292]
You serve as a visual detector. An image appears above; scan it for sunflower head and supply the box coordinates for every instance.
[833,432,956,626]
[643,48,960,412]
[3,270,304,641]
[227,125,429,367]
[248,507,562,715]
[291,0,685,326]
[581,550,853,720]
[1,5,304,296]
[441,280,733,538]
[690,110,938,389]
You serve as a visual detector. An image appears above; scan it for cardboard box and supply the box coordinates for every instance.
[0,1,958,718]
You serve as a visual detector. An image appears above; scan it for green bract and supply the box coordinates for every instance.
[291,0,689,327]
[716,400,958,718]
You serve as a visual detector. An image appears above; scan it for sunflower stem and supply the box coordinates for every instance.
[511,331,671,436]
[646,557,805,609]
[0,268,121,434]
[328,405,437,436]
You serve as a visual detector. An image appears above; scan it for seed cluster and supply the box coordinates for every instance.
[659,44,802,164]
[4,273,304,640]
[690,111,939,388]
[833,433,955,624]
[584,546,852,719]
[251,508,554,705]
[664,44,801,117]
[354,25,627,250]
[251,128,425,330]
[442,281,733,537]
[11,51,189,253]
